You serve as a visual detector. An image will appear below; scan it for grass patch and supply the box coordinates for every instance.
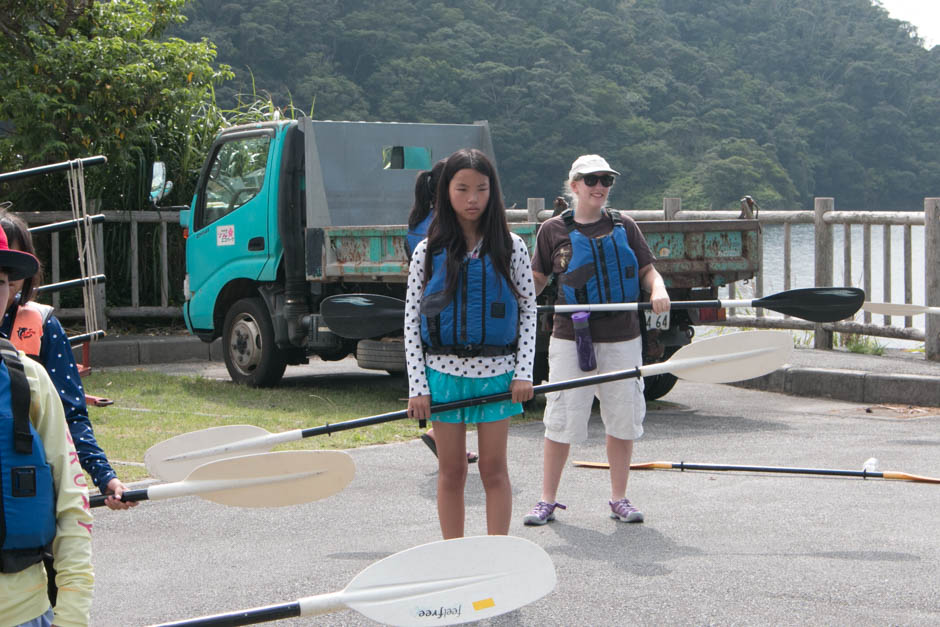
[836,332,886,355]
[84,370,545,485]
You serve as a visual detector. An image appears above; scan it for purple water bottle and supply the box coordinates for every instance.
[571,311,596,371]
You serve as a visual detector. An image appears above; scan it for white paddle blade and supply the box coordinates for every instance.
[301,536,555,625]
[655,330,792,383]
[863,301,939,316]
[184,450,355,508]
[145,425,275,482]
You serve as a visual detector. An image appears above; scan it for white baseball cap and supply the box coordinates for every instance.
[568,154,620,181]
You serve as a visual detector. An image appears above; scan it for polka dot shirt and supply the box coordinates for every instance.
[1,303,117,489]
[405,233,537,397]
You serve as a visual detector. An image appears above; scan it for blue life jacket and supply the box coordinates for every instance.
[558,209,639,308]
[406,211,434,258]
[0,339,56,574]
[420,249,519,357]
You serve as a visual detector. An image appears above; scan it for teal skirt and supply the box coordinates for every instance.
[426,368,522,424]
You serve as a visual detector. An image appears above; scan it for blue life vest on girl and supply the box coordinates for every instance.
[406,212,434,258]
[558,208,639,307]
[0,339,56,574]
[420,249,518,357]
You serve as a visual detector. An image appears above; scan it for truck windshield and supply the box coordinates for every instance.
[197,134,271,230]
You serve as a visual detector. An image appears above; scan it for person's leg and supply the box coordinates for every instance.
[540,437,570,503]
[476,418,511,535]
[596,338,645,522]
[606,435,633,500]
[523,337,592,525]
[432,420,468,539]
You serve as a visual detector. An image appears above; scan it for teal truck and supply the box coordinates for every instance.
[178,118,759,399]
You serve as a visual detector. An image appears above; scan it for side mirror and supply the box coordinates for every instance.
[150,161,173,205]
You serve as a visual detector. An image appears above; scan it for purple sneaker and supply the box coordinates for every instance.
[523,501,566,526]
[609,498,644,523]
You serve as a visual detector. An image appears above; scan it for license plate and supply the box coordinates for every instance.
[644,310,670,330]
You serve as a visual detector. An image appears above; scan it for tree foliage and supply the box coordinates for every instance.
[171,0,940,211]
[0,0,232,209]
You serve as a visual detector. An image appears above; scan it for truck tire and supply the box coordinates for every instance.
[223,297,287,387]
[356,338,406,374]
[642,346,679,401]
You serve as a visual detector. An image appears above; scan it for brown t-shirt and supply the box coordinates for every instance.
[532,211,656,342]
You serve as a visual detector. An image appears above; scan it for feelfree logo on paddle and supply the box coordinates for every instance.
[414,603,461,620]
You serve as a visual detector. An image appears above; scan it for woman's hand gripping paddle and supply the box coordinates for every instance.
[92,450,354,508]
[152,535,556,626]
[146,330,792,482]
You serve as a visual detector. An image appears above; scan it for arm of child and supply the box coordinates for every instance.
[405,240,432,419]
[40,316,134,510]
[510,234,535,402]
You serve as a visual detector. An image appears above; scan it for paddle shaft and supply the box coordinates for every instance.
[575,461,940,484]
[90,489,149,508]
[155,602,301,626]
[540,299,755,313]
[299,365,647,438]
[91,467,327,507]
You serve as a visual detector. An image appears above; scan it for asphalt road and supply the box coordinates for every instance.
[91,360,940,626]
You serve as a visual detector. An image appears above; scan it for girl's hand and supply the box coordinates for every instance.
[408,394,431,421]
[511,379,534,403]
[104,478,138,510]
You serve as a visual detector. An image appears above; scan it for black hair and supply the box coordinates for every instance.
[407,159,446,230]
[424,148,518,298]
[0,209,41,306]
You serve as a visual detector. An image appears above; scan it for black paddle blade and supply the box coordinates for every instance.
[320,293,406,338]
[753,287,865,322]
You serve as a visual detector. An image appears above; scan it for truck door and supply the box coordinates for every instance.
[186,129,274,331]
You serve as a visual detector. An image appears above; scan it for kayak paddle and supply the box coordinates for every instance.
[92,450,354,508]
[146,330,792,481]
[862,301,940,316]
[573,460,940,484]
[319,287,864,338]
[151,535,556,626]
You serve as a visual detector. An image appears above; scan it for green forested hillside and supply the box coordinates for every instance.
[173,0,940,211]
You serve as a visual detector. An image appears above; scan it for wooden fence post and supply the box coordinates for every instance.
[94,220,107,333]
[527,197,544,223]
[663,197,681,220]
[814,197,834,349]
[925,198,940,361]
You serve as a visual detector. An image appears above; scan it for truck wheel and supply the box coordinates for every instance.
[223,297,287,387]
[356,339,406,374]
[643,346,679,401]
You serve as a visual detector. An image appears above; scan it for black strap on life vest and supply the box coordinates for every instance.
[0,338,32,455]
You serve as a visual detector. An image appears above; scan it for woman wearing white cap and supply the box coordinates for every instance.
[523,154,670,525]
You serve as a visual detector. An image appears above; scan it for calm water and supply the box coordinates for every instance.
[742,223,927,348]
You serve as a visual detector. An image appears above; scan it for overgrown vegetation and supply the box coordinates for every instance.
[174,0,940,211]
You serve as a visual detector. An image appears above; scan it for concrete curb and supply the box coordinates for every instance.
[75,336,222,368]
[731,365,940,407]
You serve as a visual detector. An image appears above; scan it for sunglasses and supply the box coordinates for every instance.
[579,173,615,187]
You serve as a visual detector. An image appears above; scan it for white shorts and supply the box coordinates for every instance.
[543,336,645,444]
